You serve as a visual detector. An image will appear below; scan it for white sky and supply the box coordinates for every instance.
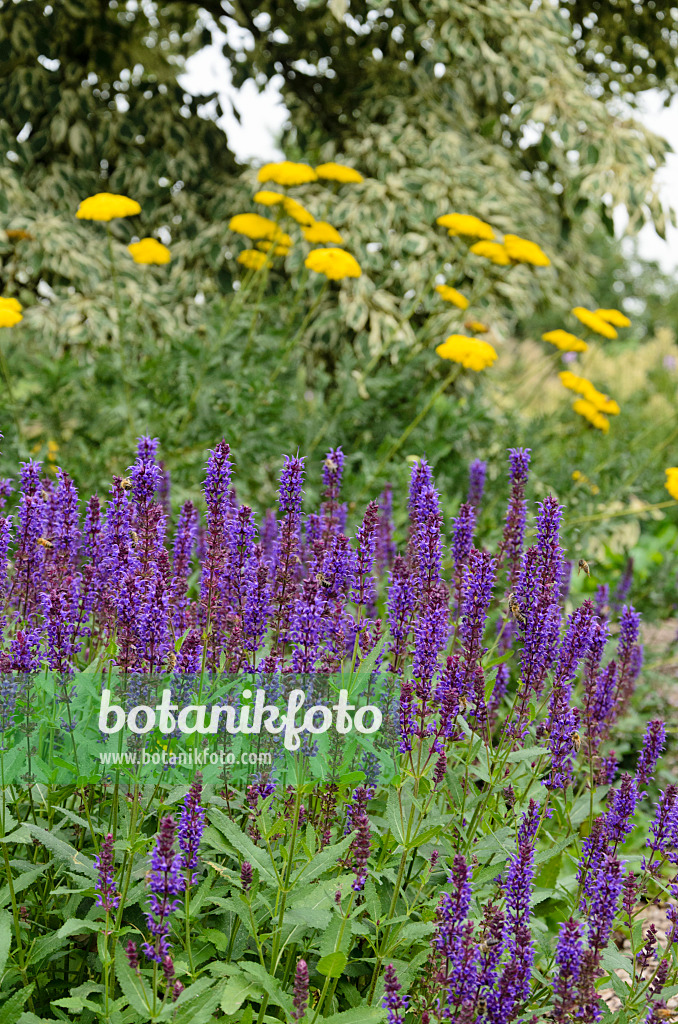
[181,30,678,273]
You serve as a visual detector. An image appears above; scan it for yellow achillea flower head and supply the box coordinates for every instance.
[238,249,268,271]
[436,213,494,240]
[257,241,291,256]
[229,213,284,242]
[503,234,550,267]
[302,222,344,245]
[435,284,469,310]
[591,393,620,415]
[127,238,171,265]
[572,470,583,481]
[571,307,617,339]
[665,467,678,501]
[558,371,596,399]
[304,248,361,280]
[254,190,285,206]
[541,329,588,353]
[436,334,498,371]
[572,398,610,433]
[258,161,317,186]
[0,305,22,327]
[282,197,315,226]
[595,308,631,328]
[469,241,510,266]
[465,319,489,333]
[315,163,364,183]
[0,297,23,313]
[76,193,141,221]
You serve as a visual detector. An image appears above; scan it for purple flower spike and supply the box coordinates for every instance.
[605,774,639,845]
[499,447,531,586]
[637,720,666,788]
[241,861,253,891]
[178,774,205,885]
[142,815,184,963]
[553,917,585,1021]
[458,548,496,697]
[376,484,396,573]
[94,833,119,912]
[466,459,487,510]
[382,964,408,1024]
[587,851,623,952]
[450,502,476,586]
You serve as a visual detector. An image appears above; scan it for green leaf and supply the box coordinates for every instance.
[0,911,11,979]
[114,942,152,1017]
[385,787,405,846]
[293,832,354,885]
[0,986,34,1024]
[322,1008,386,1024]
[316,951,348,978]
[208,807,277,883]
[24,824,96,878]
[220,973,262,1014]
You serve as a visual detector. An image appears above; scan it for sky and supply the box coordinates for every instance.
[180,26,678,274]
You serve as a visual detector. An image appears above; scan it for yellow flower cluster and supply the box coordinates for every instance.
[258,162,317,186]
[0,296,23,327]
[303,222,344,245]
[571,307,618,339]
[76,193,141,222]
[666,468,678,501]
[469,241,510,266]
[436,213,550,267]
[304,248,361,280]
[436,214,494,240]
[559,371,620,431]
[435,285,469,310]
[238,250,268,271]
[233,160,364,277]
[572,398,610,433]
[436,334,498,371]
[127,238,171,265]
[595,307,631,328]
[503,234,551,267]
[541,329,588,353]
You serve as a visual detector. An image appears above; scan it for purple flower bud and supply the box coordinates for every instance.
[94,833,119,912]
[142,815,184,963]
[241,861,253,891]
[126,939,139,971]
[292,958,309,1021]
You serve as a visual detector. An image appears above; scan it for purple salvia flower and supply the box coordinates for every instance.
[94,833,119,912]
[352,500,380,609]
[143,815,184,963]
[261,508,278,563]
[349,786,372,892]
[387,555,416,674]
[292,959,309,1021]
[553,918,585,1021]
[0,514,12,641]
[0,478,12,510]
[178,774,205,885]
[321,446,344,537]
[637,720,666,788]
[53,470,81,571]
[170,500,198,632]
[412,482,444,606]
[382,964,408,1024]
[587,851,623,953]
[407,457,433,521]
[137,574,172,674]
[272,455,305,654]
[458,548,496,699]
[8,627,43,673]
[136,435,160,463]
[375,483,396,573]
[243,552,272,662]
[200,439,233,616]
[605,774,639,846]
[82,495,102,562]
[450,502,476,588]
[412,582,449,700]
[499,447,531,586]
[614,604,642,714]
[12,460,46,618]
[158,460,171,516]
[40,574,84,676]
[647,786,678,863]
[466,458,487,510]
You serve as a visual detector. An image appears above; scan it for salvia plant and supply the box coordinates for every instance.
[0,432,673,1024]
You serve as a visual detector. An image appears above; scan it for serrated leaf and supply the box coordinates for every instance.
[317,951,348,978]
[114,942,152,1017]
[208,808,276,883]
